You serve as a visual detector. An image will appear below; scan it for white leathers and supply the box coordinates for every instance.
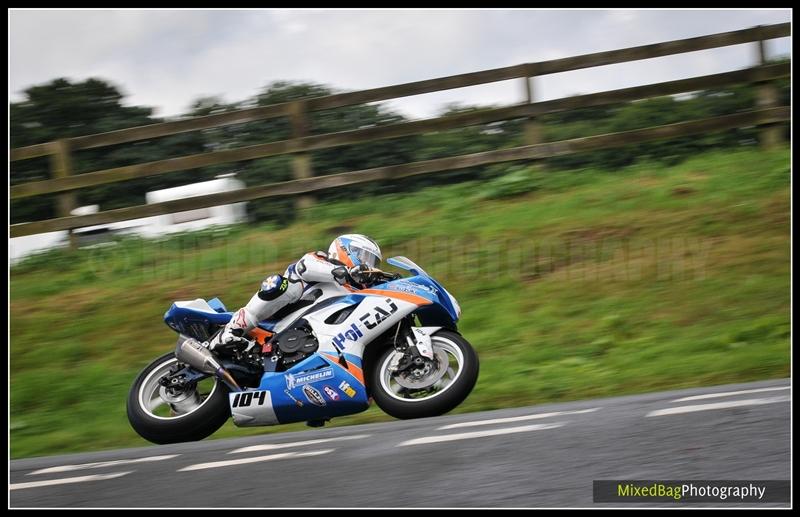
[208,251,346,349]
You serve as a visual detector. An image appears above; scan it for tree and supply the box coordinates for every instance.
[217,81,420,223]
[10,78,209,223]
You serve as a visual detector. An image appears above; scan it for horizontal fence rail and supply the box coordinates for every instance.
[9,62,791,200]
[9,22,791,242]
[10,107,789,238]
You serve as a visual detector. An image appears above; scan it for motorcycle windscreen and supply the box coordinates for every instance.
[386,256,429,276]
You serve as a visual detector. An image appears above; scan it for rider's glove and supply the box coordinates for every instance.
[331,266,349,286]
[348,263,372,285]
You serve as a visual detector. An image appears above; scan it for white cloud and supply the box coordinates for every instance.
[9,9,792,120]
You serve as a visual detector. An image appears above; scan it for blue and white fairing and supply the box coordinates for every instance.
[233,290,416,426]
[378,256,461,328]
[233,352,370,426]
[163,256,462,427]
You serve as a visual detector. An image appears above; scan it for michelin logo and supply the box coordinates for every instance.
[285,367,334,390]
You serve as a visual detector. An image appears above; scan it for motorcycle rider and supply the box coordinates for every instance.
[206,234,384,350]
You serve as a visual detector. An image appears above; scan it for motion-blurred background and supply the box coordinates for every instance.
[9,9,791,459]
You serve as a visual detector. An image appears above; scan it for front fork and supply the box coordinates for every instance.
[388,319,441,374]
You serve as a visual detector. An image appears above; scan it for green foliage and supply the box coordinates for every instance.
[474,164,543,200]
[538,65,790,171]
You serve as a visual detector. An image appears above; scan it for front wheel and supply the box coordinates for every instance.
[368,330,479,419]
[127,352,230,444]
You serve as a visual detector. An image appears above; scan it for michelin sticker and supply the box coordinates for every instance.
[285,367,334,390]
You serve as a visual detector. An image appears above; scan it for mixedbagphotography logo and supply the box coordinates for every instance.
[593,480,790,504]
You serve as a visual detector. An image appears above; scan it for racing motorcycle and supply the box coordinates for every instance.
[127,256,479,444]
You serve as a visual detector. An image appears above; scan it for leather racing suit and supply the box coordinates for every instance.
[207,251,356,349]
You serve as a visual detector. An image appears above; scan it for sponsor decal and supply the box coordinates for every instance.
[390,281,438,296]
[417,284,438,295]
[261,275,289,294]
[284,389,304,407]
[390,281,419,294]
[339,381,357,398]
[330,298,400,350]
[230,390,269,408]
[285,367,334,389]
[323,385,340,401]
[332,323,364,351]
[358,298,399,330]
[262,275,280,291]
[233,308,248,328]
[302,385,326,407]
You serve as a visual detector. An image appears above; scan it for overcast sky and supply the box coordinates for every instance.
[8,9,792,120]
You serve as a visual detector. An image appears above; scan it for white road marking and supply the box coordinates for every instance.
[27,454,180,476]
[229,434,371,454]
[178,449,334,471]
[646,395,790,417]
[10,471,132,491]
[672,386,789,402]
[438,407,600,430]
[397,422,565,447]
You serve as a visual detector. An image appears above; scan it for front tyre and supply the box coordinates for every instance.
[127,352,230,444]
[369,330,479,420]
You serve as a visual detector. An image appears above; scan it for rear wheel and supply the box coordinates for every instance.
[368,330,479,419]
[126,352,230,444]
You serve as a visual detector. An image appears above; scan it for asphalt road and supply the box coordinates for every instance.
[10,378,791,508]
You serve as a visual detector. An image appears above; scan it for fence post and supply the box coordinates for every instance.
[289,101,314,210]
[522,76,543,146]
[755,30,783,150]
[50,139,78,250]
[522,75,546,173]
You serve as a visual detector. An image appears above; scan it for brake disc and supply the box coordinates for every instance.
[393,349,449,389]
[158,385,201,415]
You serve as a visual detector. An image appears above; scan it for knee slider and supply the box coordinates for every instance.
[258,274,289,301]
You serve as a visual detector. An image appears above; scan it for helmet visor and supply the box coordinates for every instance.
[351,246,380,267]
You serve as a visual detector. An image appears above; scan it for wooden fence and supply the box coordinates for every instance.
[10,22,790,240]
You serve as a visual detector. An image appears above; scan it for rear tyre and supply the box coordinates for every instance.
[127,352,230,444]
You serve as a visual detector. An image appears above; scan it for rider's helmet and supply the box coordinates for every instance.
[328,234,382,269]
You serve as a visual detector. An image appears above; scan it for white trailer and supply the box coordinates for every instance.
[10,175,248,264]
